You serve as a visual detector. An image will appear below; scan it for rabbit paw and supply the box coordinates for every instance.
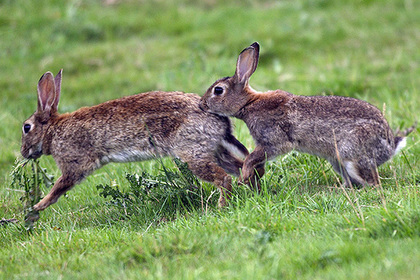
[33,197,52,211]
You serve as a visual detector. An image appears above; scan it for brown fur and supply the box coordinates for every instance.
[200,42,415,188]
[21,70,249,212]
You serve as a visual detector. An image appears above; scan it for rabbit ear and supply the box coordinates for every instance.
[234,42,260,84]
[52,69,63,110]
[37,71,56,114]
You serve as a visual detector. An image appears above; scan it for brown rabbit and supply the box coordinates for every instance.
[21,69,249,212]
[200,42,415,188]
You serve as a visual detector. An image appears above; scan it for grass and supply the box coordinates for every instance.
[1,0,420,279]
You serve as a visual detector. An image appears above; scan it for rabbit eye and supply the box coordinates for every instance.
[23,124,31,134]
[214,86,224,95]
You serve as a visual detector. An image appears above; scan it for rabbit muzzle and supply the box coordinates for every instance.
[198,99,209,112]
[21,143,42,159]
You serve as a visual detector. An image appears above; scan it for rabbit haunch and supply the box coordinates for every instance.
[21,70,249,212]
[200,42,415,187]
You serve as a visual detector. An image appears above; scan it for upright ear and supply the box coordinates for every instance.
[234,42,260,84]
[37,71,56,114]
[52,69,63,111]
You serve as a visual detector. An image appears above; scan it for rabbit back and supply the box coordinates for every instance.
[234,91,395,163]
[44,91,234,169]
[289,94,395,163]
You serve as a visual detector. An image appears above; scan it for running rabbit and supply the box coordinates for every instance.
[200,42,415,187]
[21,69,249,212]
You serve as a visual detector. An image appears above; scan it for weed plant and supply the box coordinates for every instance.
[97,158,216,219]
[9,159,54,230]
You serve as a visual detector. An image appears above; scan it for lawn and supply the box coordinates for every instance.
[1,0,419,279]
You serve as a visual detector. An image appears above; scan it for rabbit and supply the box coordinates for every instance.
[199,42,416,188]
[21,69,250,212]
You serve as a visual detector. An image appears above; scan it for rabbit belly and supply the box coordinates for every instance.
[101,148,158,164]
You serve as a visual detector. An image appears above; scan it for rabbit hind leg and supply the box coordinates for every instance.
[329,159,354,187]
[215,144,265,191]
[328,159,375,187]
[214,144,244,177]
[343,159,380,187]
[178,151,233,208]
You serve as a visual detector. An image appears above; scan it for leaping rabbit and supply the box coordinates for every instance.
[21,70,249,212]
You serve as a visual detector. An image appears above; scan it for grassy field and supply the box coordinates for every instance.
[1,0,420,279]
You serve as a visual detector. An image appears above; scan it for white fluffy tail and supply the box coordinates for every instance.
[393,122,416,156]
[393,137,407,156]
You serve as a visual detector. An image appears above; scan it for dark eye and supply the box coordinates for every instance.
[23,124,31,134]
[214,86,224,95]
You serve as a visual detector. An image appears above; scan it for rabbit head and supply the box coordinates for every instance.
[21,70,62,159]
[200,42,260,117]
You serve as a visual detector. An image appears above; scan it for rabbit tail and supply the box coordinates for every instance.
[394,122,417,155]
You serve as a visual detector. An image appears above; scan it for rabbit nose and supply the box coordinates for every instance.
[199,101,208,111]
[23,147,42,159]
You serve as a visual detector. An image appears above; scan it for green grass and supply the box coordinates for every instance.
[1,0,420,279]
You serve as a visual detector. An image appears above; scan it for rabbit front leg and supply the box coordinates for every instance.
[240,145,268,190]
[248,163,265,191]
[33,174,80,211]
